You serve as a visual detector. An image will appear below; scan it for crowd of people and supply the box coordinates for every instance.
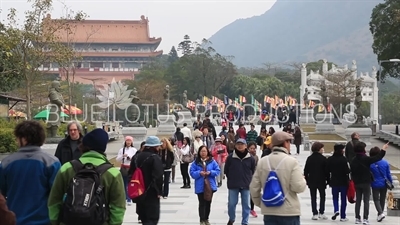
[0,118,394,225]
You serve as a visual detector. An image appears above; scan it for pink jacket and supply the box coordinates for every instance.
[211,144,228,164]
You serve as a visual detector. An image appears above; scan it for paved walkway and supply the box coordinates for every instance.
[39,124,400,224]
[120,125,400,225]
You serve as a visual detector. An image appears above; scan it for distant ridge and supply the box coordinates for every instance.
[208,0,382,71]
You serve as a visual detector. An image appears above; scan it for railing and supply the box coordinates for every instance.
[378,130,400,147]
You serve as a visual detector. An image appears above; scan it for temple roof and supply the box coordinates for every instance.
[47,14,162,44]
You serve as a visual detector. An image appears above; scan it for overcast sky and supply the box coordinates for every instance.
[0,0,275,52]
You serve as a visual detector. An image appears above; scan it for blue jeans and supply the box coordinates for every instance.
[163,171,171,197]
[263,215,300,225]
[122,175,131,203]
[331,186,347,219]
[228,188,250,224]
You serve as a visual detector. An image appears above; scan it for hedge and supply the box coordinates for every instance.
[0,119,96,153]
[0,129,18,153]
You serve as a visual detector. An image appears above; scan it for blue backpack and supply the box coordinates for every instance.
[262,156,288,207]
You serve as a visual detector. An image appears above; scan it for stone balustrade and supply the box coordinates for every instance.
[378,131,400,147]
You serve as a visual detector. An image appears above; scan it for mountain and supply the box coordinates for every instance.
[208,0,382,71]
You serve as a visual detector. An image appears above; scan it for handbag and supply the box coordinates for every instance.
[203,161,213,201]
[181,145,194,163]
[374,163,394,190]
[120,147,129,177]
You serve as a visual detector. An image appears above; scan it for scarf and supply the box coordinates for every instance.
[234,149,248,159]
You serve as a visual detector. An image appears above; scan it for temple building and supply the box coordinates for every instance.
[42,15,162,84]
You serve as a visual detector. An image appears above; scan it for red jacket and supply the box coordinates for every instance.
[0,193,16,225]
[236,128,247,139]
[211,144,228,164]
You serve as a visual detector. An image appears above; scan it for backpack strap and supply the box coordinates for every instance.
[95,163,113,176]
[70,159,84,172]
[266,156,288,171]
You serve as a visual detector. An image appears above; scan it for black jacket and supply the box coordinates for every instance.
[350,150,386,186]
[327,154,350,187]
[345,139,359,162]
[174,132,184,142]
[304,152,329,188]
[159,149,174,170]
[128,149,164,196]
[54,135,82,165]
[224,150,255,190]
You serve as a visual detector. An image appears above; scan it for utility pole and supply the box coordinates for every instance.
[81,77,105,120]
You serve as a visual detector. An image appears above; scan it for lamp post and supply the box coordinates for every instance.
[378,59,400,131]
[108,91,115,122]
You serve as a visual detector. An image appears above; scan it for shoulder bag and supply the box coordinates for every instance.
[181,145,194,163]
[120,147,129,177]
[203,161,213,201]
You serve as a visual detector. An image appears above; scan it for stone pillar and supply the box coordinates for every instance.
[156,114,176,137]
[315,113,335,133]
[299,108,314,125]
[372,71,379,125]
[322,59,328,74]
[121,127,147,149]
[387,174,400,216]
[300,63,307,107]
[303,134,311,151]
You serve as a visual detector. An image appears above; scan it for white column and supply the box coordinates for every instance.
[373,84,379,124]
[300,63,307,106]
[322,59,328,74]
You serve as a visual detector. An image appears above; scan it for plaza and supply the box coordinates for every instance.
[42,124,400,225]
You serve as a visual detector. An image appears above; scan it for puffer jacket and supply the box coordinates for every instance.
[189,157,220,194]
[370,159,393,189]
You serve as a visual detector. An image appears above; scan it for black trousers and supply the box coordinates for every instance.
[197,193,212,221]
[295,144,300,154]
[137,191,160,225]
[355,184,371,220]
[309,187,326,215]
[251,198,254,210]
[180,163,190,186]
[372,187,387,215]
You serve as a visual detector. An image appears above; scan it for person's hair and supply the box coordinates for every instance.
[161,137,173,152]
[239,124,244,128]
[140,141,146,150]
[184,137,191,146]
[247,142,257,149]
[124,140,134,147]
[269,127,275,135]
[14,120,46,146]
[311,142,324,152]
[369,146,381,157]
[354,142,366,153]
[294,126,300,132]
[222,126,227,131]
[196,145,212,160]
[183,123,187,127]
[176,127,181,132]
[351,132,358,139]
[228,127,235,133]
[169,138,175,146]
[333,146,344,155]
[67,121,83,134]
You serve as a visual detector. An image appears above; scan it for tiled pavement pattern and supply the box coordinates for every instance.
[120,125,400,225]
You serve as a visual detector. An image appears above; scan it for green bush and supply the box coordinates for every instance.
[0,129,17,153]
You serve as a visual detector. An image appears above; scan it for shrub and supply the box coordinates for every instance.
[0,129,17,153]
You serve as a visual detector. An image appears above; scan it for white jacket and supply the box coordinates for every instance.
[192,139,204,154]
[181,126,192,139]
[116,146,137,166]
[250,147,306,216]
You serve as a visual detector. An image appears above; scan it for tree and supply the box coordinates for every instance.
[177,35,193,55]
[370,0,400,80]
[0,23,23,92]
[168,46,179,64]
[4,0,82,119]
[323,70,361,112]
[381,93,400,123]
[53,4,92,111]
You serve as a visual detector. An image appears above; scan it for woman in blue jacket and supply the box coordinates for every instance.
[190,145,220,225]
[369,146,393,222]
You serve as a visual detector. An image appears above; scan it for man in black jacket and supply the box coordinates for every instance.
[128,136,164,225]
[345,132,359,162]
[54,121,83,165]
[224,139,255,225]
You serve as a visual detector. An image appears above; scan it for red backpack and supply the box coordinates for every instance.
[128,155,155,202]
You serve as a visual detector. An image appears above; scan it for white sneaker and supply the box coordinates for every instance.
[340,218,349,222]
[355,219,362,224]
[319,214,328,220]
[362,219,369,225]
[377,213,385,222]
[127,202,132,206]
[312,215,319,220]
